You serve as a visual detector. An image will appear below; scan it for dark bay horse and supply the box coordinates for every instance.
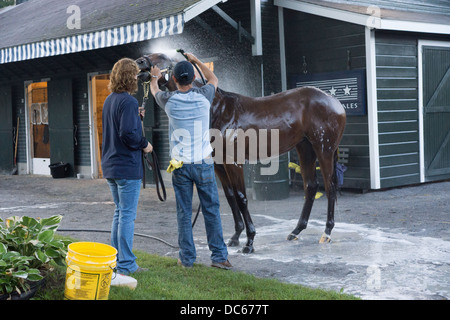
[136,53,346,253]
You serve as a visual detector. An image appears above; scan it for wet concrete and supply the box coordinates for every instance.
[0,175,448,300]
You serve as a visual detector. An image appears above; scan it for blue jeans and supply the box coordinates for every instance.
[107,178,141,275]
[172,162,228,267]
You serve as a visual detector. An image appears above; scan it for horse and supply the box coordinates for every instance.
[136,53,347,254]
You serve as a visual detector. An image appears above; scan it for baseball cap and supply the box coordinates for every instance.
[173,60,194,84]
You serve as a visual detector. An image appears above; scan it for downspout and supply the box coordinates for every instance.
[365,27,381,189]
[251,0,263,96]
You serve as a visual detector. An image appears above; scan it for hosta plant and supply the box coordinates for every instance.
[0,215,71,297]
[0,243,43,296]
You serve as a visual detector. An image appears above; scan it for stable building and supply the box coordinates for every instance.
[277,0,450,190]
[0,0,264,182]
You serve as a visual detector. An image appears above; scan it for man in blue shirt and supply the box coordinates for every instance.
[150,53,231,269]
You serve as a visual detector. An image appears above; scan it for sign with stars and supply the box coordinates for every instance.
[292,69,367,116]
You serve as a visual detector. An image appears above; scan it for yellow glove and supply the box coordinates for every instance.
[167,159,183,173]
[288,162,302,174]
[288,162,320,174]
[289,162,323,199]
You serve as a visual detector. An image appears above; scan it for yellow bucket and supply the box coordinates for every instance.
[64,242,117,300]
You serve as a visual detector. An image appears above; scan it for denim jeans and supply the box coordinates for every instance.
[107,178,141,275]
[172,161,228,267]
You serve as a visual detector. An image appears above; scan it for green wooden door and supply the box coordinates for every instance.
[0,86,13,172]
[48,79,75,177]
[422,45,450,181]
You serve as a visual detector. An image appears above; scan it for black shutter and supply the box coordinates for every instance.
[48,79,75,177]
[0,86,13,172]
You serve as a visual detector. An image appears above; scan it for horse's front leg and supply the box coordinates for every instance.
[214,164,244,247]
[235,187,255,253]
[287,179,318,240]
[224,164,255,254]
[224,188,245,247]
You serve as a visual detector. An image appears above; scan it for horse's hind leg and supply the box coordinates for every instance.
[288,140,318,241]
[316,150,338,243]
[214,164,244,247]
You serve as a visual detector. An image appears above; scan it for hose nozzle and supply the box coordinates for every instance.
[176,48,188,60]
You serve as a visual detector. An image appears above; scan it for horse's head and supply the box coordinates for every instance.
[135,53,178,91]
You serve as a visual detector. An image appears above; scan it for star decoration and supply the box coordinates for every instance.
[343,85,351,95]
[329,86,337,96]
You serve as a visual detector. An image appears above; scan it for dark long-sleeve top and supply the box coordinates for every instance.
[101,92,148,179]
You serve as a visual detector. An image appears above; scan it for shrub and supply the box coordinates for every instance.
[0,243,42,295]
[0,215,71,297]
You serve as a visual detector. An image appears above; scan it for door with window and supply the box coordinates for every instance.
[27,82,50,175]
[90,74,110,178]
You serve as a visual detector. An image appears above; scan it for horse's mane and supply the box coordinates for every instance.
[192,80,236,97]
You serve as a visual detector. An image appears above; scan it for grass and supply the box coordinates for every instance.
[35,249,358,300]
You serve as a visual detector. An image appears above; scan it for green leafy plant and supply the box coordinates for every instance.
[0,215,71,297]
[0,243,43,295]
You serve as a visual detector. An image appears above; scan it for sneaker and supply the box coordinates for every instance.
[211,259,233,270]
[177,259,192,268]
[110,272,138,290]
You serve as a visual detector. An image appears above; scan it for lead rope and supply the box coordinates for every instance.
[141,81,150,189]
[142,81,150,100]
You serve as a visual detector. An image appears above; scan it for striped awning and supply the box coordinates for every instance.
[0,13,184,64]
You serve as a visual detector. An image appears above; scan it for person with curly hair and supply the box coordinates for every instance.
[102,57,152,276]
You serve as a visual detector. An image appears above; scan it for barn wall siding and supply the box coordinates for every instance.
[375,33,421,188]
[283,9,369,190]
[72,75,91,168]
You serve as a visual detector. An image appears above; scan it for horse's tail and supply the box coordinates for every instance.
[333,149,339,198]
[333,148,347,202]
[333,149,337,174]
[333,149,341,205]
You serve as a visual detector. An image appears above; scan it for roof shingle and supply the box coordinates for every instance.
[0,0,202,48]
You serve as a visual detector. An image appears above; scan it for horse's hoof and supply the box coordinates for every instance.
[239,246,254,254]
[287,233,298,241]
[227,238,239,247]
[319,233,331,243]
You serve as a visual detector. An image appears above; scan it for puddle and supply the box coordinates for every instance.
[226,215,450,300]
[0,201,114,212]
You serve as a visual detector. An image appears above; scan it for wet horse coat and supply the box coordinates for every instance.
[136,53,346,253]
